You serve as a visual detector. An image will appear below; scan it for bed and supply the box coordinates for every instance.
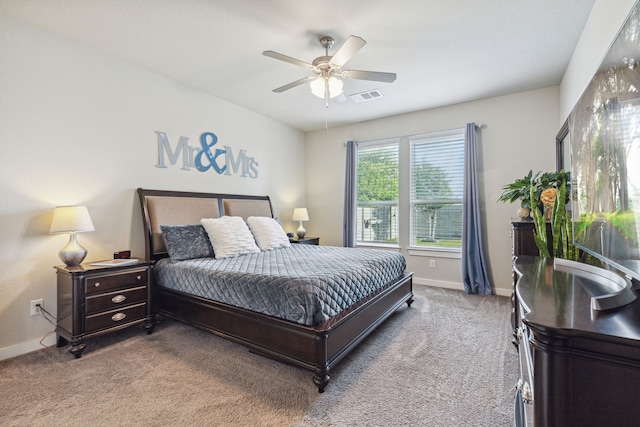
[137,188,413,392]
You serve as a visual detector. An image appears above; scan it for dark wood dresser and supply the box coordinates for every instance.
[510,220,552,339]
[513,256,640,426]
[511,220,540,258]
[55,260,155,357]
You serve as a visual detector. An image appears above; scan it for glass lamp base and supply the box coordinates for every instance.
[59,233,88,266]
[296,222,306,239]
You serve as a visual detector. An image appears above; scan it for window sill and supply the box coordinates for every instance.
[407,247,461,259]
[356,242,400,251]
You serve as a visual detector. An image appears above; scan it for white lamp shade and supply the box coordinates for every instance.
[50,206,95,234]
[292,208,309,222]
[310,76,343,99]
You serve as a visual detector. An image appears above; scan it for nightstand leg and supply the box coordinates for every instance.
[68,338,87,358]
[144,315,156,334]
[313,372,330,393]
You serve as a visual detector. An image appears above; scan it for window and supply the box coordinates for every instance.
[356,140,399,244]
[410,129,465,250]
[353,128,465,251]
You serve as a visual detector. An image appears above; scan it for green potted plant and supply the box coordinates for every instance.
[528,170,573,258]
[498,170,537,219]
[500,170,577,259]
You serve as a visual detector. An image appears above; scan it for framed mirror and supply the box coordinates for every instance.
[568,0,640,281]
[555,119,569,172]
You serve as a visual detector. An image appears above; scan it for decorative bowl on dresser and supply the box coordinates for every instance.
[55,260,155,358]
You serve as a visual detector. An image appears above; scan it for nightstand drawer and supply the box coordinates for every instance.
[85,303,147,333]
[85,269,148,294]
[85,285,147,314]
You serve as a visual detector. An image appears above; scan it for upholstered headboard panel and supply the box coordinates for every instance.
[146,196,221,255]
[137,189,273,260]
[222,198,273,220]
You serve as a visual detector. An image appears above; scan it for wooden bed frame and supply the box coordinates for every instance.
[137,188,413,392]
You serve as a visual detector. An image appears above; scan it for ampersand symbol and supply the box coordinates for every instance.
[195,132,227,174]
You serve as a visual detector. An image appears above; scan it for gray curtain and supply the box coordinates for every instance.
[343,140,357,247]
[462,123,491,294]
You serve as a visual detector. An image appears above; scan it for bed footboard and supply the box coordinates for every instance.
[154,271,413,392]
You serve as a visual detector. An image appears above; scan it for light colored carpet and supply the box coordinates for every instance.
[0,285,517,426]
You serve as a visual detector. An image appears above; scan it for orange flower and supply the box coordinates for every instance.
[540,188,557,207]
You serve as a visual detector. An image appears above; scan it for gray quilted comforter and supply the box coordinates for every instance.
[154,244,406,325]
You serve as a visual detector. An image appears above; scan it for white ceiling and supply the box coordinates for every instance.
[1,0,597,132]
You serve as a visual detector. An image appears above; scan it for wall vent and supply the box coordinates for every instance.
[350,89,383,103]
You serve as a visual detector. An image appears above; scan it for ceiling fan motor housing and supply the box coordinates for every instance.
[319,36,334,50]
[312,56,336,75]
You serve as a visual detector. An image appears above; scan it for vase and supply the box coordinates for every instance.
[516,207,531,219]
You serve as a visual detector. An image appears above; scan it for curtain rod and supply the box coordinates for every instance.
[341,123,488,147]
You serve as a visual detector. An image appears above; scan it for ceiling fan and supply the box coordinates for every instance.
[263,35,397,103]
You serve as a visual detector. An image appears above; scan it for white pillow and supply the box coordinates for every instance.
[246,216,291,251]
[201,216,260,259]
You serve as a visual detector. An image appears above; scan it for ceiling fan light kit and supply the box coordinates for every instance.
[310,75,343,98]
[263,35,396,105]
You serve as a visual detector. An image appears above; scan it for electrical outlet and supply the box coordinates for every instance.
[429,259,436,268]
[30,299,44,316]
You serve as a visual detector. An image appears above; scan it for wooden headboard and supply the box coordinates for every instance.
[137,188,273,261]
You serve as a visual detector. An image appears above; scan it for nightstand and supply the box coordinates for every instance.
[289,237,320,245]
[55,260,155,358]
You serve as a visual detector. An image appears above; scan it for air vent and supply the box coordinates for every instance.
[350,89,383,103]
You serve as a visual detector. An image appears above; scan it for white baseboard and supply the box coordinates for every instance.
[413,277,511,297]
[0,331,56,361]
[493,287,511,297]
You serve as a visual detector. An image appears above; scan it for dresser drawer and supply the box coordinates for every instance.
[85,285,147,314]
[85,303,147,333]
[85,269,148,294]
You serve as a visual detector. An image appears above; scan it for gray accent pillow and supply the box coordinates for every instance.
[160,224,214,261]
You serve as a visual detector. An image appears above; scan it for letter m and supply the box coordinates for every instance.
[155,131,190,170]
[223,145,249,177]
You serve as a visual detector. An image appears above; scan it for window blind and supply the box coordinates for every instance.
[410,130,465,248]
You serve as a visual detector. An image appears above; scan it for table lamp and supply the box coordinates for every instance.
[50,205,95,266]
[292,208,309,239]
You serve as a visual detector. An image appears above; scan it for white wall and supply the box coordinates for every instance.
[0,14,306,359]
[306,86,560,296]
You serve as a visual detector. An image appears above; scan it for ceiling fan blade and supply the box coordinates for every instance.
[272,76,317,93]
[262,50,317,70]
[341,69,397,83]
[330,35,366,67]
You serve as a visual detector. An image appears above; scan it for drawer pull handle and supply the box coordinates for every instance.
[111,313,126,322]
[94,282,100,288]
[111,295,126,304]
[137,275,142,280]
